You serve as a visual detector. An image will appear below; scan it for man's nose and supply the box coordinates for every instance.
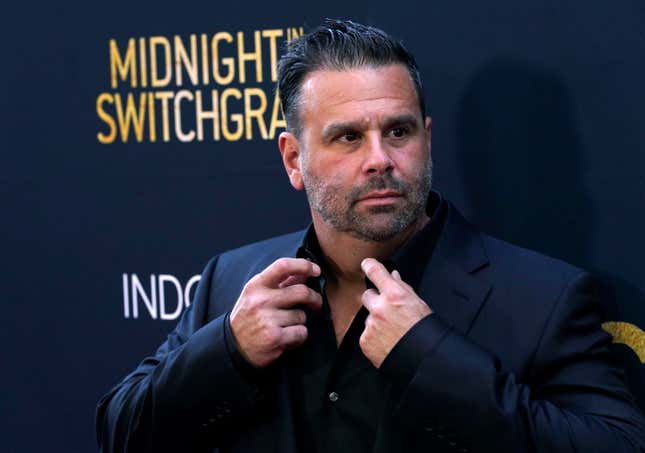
[362,137,394,175]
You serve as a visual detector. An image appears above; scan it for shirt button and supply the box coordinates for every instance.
[328,391,339,402]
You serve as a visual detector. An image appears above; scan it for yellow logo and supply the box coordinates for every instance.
[602,322,645,363]
[96,27,305,144]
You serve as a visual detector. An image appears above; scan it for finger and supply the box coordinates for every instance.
[400,279,414,292]
[270,284,323,311]
[278,273,309,288]
[259,258,321,288]
[274,308,307,327]
[361,258,395,293]
[361,288,379,312]
[281,325,308,349]
[391,269,412,291]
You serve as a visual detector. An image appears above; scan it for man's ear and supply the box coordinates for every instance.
[424,116,432,152]
[278,131,304,190]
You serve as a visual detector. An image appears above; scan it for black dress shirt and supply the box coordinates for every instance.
[224,191,447,453]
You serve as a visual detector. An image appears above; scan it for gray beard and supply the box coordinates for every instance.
[302,158,433,242]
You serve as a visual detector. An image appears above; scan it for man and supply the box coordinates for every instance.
[96,19,645,452]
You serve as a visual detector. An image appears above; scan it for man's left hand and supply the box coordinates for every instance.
[359,258,433,368]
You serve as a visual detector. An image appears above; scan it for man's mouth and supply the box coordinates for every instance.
[357,190,403,205]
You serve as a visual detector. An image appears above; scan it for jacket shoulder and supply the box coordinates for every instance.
[217,229,305,266]
[480,233,585,291]
[469,233,608,375]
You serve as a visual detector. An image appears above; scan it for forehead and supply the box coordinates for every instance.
[298,64,421,128]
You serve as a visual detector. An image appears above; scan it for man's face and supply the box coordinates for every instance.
[295,64,432,242]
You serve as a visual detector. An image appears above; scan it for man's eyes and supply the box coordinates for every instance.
[388,126,409,139]
[337,131,361,142]
[332,126,411,143]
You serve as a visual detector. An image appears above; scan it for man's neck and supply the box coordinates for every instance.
[312,214,430,289]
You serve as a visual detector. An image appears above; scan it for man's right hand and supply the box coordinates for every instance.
[229,258,323,368]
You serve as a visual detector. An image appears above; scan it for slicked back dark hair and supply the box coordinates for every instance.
[277,18,426,137]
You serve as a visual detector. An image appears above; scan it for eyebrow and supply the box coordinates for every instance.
[321,114,421,142]
[382,114,420,132]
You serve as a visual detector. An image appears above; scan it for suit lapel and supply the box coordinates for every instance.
[417,203,492,335]
[259,230,312,453]
[373,204,492,453]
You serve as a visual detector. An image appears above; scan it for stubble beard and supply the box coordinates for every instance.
[301,157,433,242]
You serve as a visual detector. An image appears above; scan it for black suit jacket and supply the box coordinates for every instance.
[96,202,645,452]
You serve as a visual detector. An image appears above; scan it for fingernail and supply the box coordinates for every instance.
[312,263,321,275]
[361,258,370,271]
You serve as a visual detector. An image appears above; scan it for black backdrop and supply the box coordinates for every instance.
[3,1,644,451]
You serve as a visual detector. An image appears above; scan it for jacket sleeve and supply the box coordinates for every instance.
[96,256,264,453]
[380,271,645,452]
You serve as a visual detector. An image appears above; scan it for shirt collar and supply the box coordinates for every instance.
[296,190,448,292]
